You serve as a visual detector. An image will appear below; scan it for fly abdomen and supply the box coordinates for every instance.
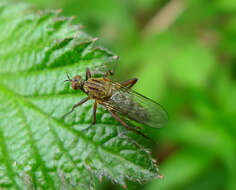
[110,91,151,124]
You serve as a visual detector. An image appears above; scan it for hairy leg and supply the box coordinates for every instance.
[120,78,138,89]
[107,109,153,140]
[63,97,90,118]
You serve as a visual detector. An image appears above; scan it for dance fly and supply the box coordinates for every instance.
[63,68,168,132]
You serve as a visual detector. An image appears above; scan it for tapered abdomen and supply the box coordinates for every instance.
[104,86,168,128]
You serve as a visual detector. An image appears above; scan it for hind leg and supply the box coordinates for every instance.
[106,109,154,141]
[120,78,138,89]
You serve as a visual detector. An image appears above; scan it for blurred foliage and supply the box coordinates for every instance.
[17,0,236,189]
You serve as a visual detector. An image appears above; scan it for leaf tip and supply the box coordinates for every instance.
[99,175,103,182]
[157,173,164,179]
[152,158,157,163]
[145,149,152,155]
[93,37,99,42]
[71,15,76,20]
[56,8,63,14]
[113,55,119,60]
[122,183,127,189]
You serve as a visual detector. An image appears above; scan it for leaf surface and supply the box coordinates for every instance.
[0,2,159,189]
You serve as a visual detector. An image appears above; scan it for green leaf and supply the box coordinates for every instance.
[0,2,159,189]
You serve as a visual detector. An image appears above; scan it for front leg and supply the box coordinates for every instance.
[62,97,90,118]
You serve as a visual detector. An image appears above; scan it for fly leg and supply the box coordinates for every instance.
[105,70,114,77]
[80,101,97,131]
[86,68,92,80]
[107,109,151,140]
[62,97,90,118]
[105,55,119,77]
[107,108,153,153]
[120,78,138,89]
[92,101,97,125]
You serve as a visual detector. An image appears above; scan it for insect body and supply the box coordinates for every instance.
[83,77,118,100]
[64,68,168,132]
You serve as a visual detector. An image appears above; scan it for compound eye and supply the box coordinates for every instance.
[72,81,78,90]
[74,75,81,81]
[71,75,82,90]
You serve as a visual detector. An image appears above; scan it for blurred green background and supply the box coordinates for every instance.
[24,0,236,189]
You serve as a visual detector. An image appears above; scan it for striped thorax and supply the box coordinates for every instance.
[83,77,119,100]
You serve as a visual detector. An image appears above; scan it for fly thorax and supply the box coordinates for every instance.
[84,78,113,99]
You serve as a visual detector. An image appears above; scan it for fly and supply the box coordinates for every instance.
[63,68,168,136]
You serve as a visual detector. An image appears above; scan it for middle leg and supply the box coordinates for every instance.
[62,97,90,118]
[92,101,97,125]
[107,109,153,140]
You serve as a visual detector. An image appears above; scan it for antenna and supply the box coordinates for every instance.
[64,72,72,82]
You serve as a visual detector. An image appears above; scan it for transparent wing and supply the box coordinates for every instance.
[90,54,118,76]
[104,83,168,128]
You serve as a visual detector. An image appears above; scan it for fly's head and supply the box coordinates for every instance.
[65,74,84,90]
[71,75,85,90]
